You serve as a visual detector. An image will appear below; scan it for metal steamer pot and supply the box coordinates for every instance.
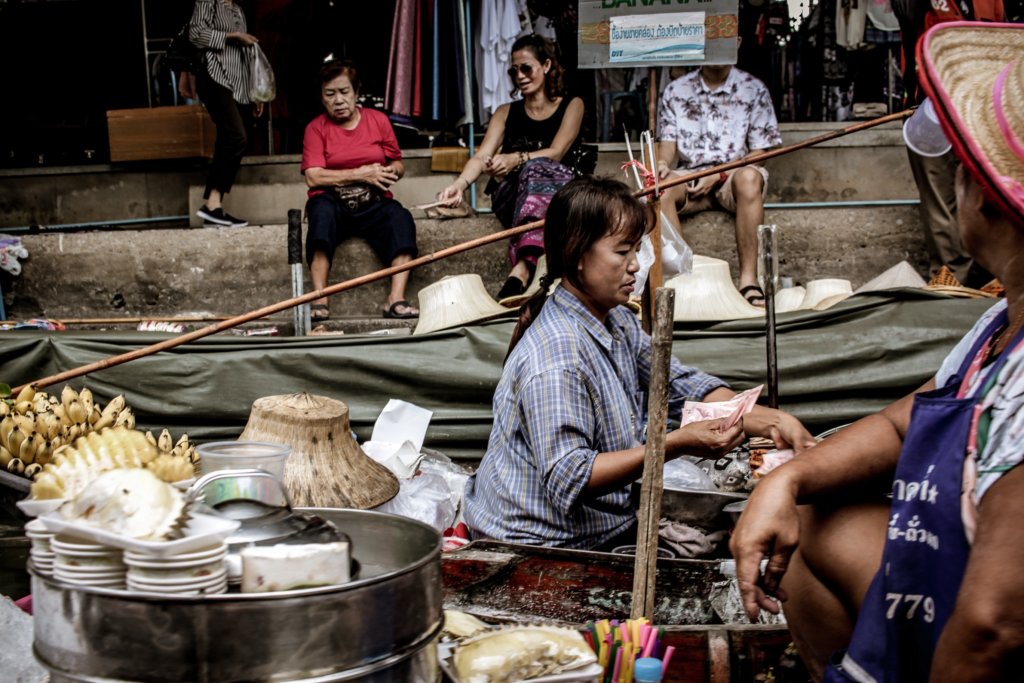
[31,508,443,682]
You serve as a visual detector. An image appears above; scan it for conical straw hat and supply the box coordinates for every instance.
[799,279,853,309]
[774,286,806,313]
[665,255,764,321]
[239,392,399,509]
[854,261,927,293]
[413,274,515,335]
[499,255,554,308]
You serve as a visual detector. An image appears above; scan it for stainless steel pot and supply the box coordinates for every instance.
[31,508,442,682]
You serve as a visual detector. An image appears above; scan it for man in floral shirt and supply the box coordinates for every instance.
[656,65,781,305]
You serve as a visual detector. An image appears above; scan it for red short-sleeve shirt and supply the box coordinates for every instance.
[301,107,404,198]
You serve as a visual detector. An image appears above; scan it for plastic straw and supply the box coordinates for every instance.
[612,647,623,683]
[641,626,657,658]
[662,646,676,676]
[620,623,630,644]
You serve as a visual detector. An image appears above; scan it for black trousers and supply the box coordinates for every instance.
[195,71,249,199]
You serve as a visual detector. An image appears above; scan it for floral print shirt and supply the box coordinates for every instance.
[657,67,781,170]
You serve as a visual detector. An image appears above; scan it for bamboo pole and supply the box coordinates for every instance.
[12,109,914,394]
[631,287,674,619]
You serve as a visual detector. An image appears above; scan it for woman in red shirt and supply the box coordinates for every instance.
[301,60,419,322]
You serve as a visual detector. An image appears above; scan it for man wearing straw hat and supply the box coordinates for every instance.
[731,22,1024,683]
[656,62,781,307]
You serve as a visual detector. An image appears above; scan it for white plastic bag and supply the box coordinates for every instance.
[634,211,693,296]
[374,472,456,532]
[248,44,276,103]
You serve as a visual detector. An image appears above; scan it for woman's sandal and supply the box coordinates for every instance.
[310,304,330,323]
[739,284,767,307]
[383,300,419,319]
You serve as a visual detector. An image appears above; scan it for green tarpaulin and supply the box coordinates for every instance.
[0,291,995,461]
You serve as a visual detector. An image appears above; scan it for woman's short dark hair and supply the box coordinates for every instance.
[318,59,360,94]
[508,34,565,101]
[506,177,652,359]
[544,177,650,289]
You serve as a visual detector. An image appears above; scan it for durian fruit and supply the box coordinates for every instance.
[29,427,154,500]
[59,468,185,540]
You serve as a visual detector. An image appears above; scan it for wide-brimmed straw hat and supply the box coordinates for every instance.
[854,261,927,294]
[239,392,399,509]
[665,255,764,321]
[800,279,853,310]
[413,274,515,335]
[916,22,1024,220]
[774,286,806,313]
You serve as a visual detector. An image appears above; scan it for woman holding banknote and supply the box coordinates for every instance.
[462,177,814,550]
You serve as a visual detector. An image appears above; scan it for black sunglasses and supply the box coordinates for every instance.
[507,63,537,79]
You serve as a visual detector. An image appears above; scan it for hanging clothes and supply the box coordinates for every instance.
[836,0,869,48]
[476,0,531,120]
[386,0,417,116]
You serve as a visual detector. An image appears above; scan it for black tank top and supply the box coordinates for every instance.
[502,97,580,154]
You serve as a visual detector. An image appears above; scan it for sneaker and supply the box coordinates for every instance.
[197,205,248,228]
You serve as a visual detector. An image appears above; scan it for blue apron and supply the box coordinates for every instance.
[825,310,1020,683]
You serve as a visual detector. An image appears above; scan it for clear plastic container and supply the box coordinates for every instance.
[196,441,291,482]
[903,98,952,157]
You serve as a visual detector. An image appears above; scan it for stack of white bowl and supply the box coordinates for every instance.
[124,542,228,595]
[25,520,56,577]
[51,535,127,589]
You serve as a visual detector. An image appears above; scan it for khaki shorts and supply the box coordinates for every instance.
[674,164,770,215]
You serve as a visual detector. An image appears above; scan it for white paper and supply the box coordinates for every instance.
[363,400,433,479]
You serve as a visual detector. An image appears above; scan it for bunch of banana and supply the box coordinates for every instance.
[0,384,136,481]
[144,428,198,482]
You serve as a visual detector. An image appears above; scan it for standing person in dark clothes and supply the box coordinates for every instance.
[189,0,264,228]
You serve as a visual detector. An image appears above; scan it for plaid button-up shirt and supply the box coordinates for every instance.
[463,286,727,549]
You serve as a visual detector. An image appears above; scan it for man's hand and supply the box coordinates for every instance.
[686,174,721,199]
[729,470,801,620]
[745,407,817,454]
[657,159,673,180]
[356,163,399,191]
[667,418,745,460]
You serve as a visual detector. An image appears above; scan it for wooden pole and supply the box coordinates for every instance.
[631,287,674,620]
[12,109,913,394]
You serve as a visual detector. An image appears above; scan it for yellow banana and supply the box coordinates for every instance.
[20,434,36,464]
[61,385,79,416]
[0,418,14,451]
[68,400,88,425]
[52,404,71,427]
[92,413,115,431]
[88,406,101,426]
[14,401,33,415]
[144,431,157,447]
[0,446,12,467]
[79,387,94,413]
[0,402,9,418]
[33,395,49,414]
[13,414,34,435]
[7,457,24,475]
[34,439,50,466]
[24,463,42,480]
[175,433,190,449]
[15,385,36,404]
[8,427,26,458]
[158,429,173,453]
[115,408,134,429]
[101,395,125,419]
[67,424,82,442]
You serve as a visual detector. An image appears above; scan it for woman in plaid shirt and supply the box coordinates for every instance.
[463,178,814,550]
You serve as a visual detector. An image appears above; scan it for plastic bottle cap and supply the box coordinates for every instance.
[633,658,663,682]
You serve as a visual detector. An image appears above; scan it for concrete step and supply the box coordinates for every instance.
[7,205,928,322]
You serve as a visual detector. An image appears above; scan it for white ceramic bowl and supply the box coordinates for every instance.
[127,568,227,587]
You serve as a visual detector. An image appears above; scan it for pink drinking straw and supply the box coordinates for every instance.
[641,628,658,659]
[612,647,624,683]
[662,646,676,676]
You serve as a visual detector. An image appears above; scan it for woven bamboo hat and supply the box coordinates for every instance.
[665,255,764,321]
[800,279,853,310]
[918,22,1024,220]
[854,261,927,293]
[413,274,515,335]
[774,286,806,313]
[239,392,399,509]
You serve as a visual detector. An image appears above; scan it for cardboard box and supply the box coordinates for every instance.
[106,105,217,162]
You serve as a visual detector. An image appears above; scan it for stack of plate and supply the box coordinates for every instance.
[25,519,56,576]
[51,535,126,589]
[124,543,228,595]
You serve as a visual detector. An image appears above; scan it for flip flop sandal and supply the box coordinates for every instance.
[383,300,419,319]
[739,285,767,307]
[310,304,330,323]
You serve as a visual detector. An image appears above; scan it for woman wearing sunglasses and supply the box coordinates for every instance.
[437,35,585,300]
